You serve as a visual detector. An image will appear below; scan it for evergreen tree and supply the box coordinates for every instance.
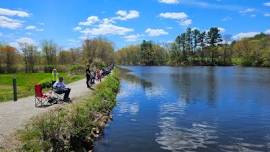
[207,27,223,64]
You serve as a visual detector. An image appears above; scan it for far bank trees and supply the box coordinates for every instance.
[115,27,270,67]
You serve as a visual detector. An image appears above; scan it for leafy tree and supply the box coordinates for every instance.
[140,40,155,65]
[83,38,114,65]
[42,40,57,65]
[20,43,38,73]
[0,45,18,73]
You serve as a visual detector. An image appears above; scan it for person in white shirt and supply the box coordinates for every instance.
[53,77,71,102]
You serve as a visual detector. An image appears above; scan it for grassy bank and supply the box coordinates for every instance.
[16,69,120,151]
[0,73,83,102]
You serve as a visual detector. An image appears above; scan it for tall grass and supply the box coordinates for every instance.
[17,69,120,151]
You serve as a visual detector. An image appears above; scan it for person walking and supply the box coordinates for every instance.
[86,64,91,88]
[90,69,96,85]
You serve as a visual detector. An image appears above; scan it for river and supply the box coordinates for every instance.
[94,66,270,152]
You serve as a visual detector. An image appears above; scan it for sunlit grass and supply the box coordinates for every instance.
[0,73,84,102]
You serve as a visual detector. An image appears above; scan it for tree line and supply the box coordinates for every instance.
[115,27,270,67]
[0,38,114,73]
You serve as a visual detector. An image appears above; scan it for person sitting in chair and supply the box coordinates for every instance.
[53,77,71,102]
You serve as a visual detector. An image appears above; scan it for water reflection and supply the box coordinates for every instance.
[94,66,270,152]
[219,137,265,152]
[119,67,152,89]
[118,102,139,116]
[156,95,218,152]
[156,118,218,152]
[116,81,141,116]
[145,85,166,99]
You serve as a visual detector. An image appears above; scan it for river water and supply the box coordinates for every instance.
[94,66,270,152]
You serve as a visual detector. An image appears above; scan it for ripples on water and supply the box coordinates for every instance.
[94,66,270,152]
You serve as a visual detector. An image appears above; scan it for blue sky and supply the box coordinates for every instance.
[0,0,270,49]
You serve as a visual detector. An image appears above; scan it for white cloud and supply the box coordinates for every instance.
[265,29,270,34]
[79,16,99,26]
[250,14,256,18]
[16,37,35,44]
[264,2,270,7]
[102,18,115,24]
[9,37,36,48]
[159,0,179,4]
[123,34,142,42]
[76,11,138,39]
[0,16,22,29]
[80,22,133,36]
[232,32,259,40]
[160,12,188,20]
[115,10,139,20]
[73,26,82,31]
[25,25,36,30]
[180,19,192,26]
[0,8,29,17]
[239,8,255,14]
[221,16,232,21]
[25,25,44,31]
[160,12,192,26]
[264,13,270,17]
[218,27,225,33]
[145,28,168,37]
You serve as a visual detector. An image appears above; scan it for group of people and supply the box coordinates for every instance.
[49,64,114,102]
[85,64,114,88]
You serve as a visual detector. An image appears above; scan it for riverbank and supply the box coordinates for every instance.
[4,69,120,151]
[94,66,270,152]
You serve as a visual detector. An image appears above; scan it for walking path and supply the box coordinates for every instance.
[0,79,94,149]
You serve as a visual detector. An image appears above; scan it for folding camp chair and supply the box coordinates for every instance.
[52,87,65,103]
[34,84,51,107]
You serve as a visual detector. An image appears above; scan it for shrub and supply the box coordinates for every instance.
[43,65,54,73]
[18,69,120,151]
[69,64,85,75]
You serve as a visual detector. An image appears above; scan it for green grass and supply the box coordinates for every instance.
[0,73,84,102]
[17,69,120,151]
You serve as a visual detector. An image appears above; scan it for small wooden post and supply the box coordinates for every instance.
[13,76,17,101]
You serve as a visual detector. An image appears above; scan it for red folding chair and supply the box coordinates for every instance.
[34,84,49,107]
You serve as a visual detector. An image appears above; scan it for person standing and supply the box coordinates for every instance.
[96,69,102,82]
[86,64,91,88]
[90,69,96,85]
[51,68,59,88]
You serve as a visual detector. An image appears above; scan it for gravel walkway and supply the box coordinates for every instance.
[0,79,95,148]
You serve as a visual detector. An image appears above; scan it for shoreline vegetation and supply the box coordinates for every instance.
[115,27,270,67]
[14,69,120,151]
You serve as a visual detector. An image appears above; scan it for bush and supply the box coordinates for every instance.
[69,64,85,75]
[43,65,54,73]
[18,69,120,151]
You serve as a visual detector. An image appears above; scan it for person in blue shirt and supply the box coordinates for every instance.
[53,77,71,102]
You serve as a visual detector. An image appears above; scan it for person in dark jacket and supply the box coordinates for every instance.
[86,64,91,88]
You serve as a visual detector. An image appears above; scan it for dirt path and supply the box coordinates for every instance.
[0,79,95,148]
